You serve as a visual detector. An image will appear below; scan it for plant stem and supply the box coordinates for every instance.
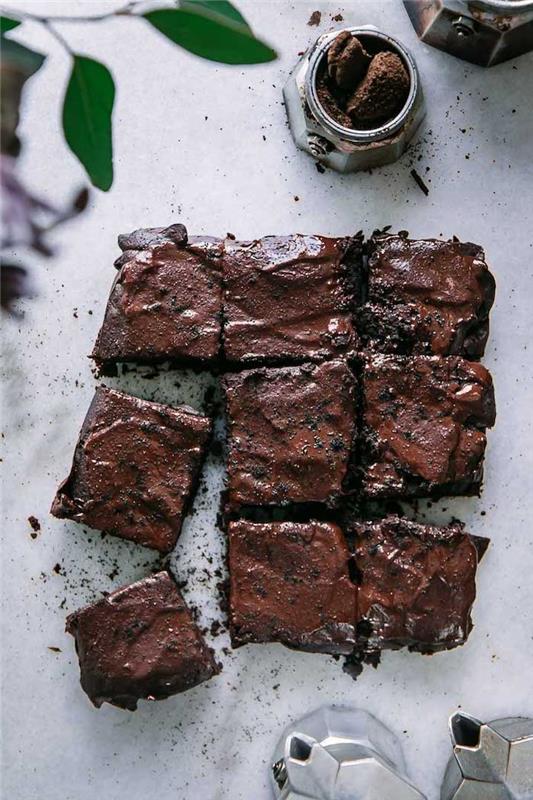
[0,1,139,24]
[41,20,74,54]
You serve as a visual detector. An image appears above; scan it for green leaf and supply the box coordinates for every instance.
[180,1,250,31]
[144,8,276,65]
[62,55,115,191]
[1,15,21,34]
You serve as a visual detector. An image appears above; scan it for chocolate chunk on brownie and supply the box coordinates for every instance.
[66,571,220,710]
[361,354,496,498]
[92,224,223,369]
[51,387,211,552]
[228,520,358,654]
[222,233,362,366]
[359,234,495,357]
[352,516,488,654]
[223,360,356,510]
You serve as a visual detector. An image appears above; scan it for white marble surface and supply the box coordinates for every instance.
[2,2,533,799]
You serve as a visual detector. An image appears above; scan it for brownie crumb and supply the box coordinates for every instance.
[410,168,430,196]
[308,10,321,26]
[28,515,41,532]
[332,13,344,22]
[315,162,326,173]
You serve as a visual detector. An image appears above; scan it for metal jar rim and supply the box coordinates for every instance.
[305,27,420,144]
[467,0,533,13]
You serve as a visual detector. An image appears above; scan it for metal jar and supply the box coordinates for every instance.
[403,0,533,66]
[283,26,426,173]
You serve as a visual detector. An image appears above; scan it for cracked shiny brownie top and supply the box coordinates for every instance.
[66,571,220,710]
[361,354,496,498]
[228,520,358,654]
[359,233,495,357]
[223,359,357,510]
[92,224,224,368]
[222,233,362,365]
[351,516,488,654]
[51,386,211,552]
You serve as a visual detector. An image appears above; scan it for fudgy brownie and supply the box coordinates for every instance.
[351,516,488,654]
[361,354,496,498]
[222,233,362,366]
[223,360,357,510]
[91,224,223,370]
[66,571,220,710]
[359,234,495,357]
[51,387,211,552]
[228,520,358,654]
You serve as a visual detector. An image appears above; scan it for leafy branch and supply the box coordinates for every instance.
[0,1,277,191]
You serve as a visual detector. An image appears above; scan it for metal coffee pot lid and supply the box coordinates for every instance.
[403,0,533,66]
[441,711,533,800]
[271,706,426,800]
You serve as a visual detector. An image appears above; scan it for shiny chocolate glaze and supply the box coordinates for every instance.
[352,516,487,654]
[223,360,357,509]
[222,234,362,365]
[361,234,495,357]
[51,387,211,552]
[92,224,223,367]
[66,571,220,710]
[361,354,496,498]
[228,520,358,654]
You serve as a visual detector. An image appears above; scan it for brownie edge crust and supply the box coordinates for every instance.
[66,571,220,710]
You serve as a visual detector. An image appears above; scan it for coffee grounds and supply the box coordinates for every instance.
[317,32,410,131]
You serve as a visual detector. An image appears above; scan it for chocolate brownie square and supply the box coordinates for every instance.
[228,520,357,654]
[359,234,495,357]
[51,387,211,552]
[222,233,362,366]
[91,224,223,369]
[352,516,488,654]
[361,354,496,498]
[66,571,220,710]
[223,360,357,510]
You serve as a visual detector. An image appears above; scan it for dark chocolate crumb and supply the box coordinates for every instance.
[28,515,41,532]
[410,168,429,196]
[308,10,321,26]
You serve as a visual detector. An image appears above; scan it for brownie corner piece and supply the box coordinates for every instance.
[51,386,211,553]
[361,233,496,357]
[228,520,357,654]
[223,359,357,511]
[66,570,220,710]
[222,233,361,366]
[352,516,487,655]
[91,224,223,369]
[361,354,495,498]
